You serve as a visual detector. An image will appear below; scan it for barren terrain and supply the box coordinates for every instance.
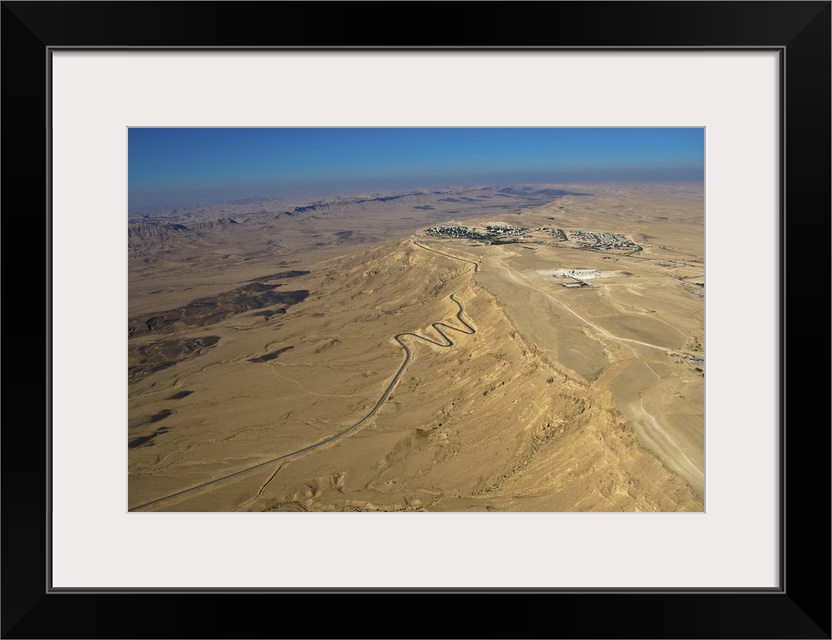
[128,183,704,511]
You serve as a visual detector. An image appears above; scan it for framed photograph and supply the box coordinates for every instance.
[3,2,828,637]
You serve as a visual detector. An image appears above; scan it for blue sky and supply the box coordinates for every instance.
[129,128,704,211]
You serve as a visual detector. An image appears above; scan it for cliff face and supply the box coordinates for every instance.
[127,183,703,513]
[128,237,702,513]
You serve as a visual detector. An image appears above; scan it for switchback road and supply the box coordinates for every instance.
[129,293,475,512]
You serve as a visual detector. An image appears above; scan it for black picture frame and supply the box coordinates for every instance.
[3,2,829,638]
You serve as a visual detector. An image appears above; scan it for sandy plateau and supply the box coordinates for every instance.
[128,183,704,511]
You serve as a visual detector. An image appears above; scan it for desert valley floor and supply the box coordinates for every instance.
[128,183,705,512]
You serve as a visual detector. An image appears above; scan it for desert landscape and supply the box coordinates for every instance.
[128,176,705,512]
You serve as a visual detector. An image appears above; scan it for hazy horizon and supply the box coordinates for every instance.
[129,127,704,213]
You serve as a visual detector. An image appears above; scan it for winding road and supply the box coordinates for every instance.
[495,256,704,493]
[129,250,477,512]
[492,261,699,358]
[412,240,479,273]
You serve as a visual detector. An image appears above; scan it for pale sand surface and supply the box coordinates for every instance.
[128,183,704,511]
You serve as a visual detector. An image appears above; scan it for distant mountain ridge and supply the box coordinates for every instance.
[128,217,241,249]
[128,184,592,252]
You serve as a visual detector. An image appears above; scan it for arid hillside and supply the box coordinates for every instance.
[128,183,704,512]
